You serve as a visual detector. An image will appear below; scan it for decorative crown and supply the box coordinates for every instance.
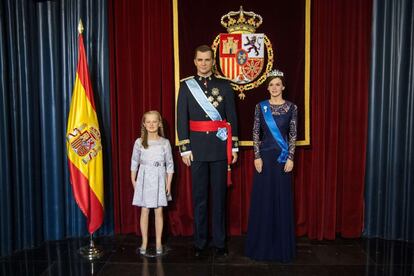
[221,6,263,34]
[267,69,284,78]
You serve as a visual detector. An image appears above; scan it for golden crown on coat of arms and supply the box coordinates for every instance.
[220,6,263,34]
[212,6,273,100]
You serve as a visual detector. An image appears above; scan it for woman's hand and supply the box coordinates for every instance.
[254,158,263,173]
[284,159,294,172]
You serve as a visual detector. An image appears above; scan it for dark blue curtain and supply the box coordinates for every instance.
[0,0,113,257]
[364,0,414,241]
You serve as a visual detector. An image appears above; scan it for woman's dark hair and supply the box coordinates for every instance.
[265,75,286,87]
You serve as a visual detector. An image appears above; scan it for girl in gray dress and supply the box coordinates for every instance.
[131,110,174,256]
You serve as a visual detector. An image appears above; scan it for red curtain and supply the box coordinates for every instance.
[108,0,175,233]
[108,0,371,239]
[294,0,372,239]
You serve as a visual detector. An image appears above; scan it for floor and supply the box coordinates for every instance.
[0,235,413,276]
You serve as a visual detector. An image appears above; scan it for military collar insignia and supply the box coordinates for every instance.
[198,76,212,81]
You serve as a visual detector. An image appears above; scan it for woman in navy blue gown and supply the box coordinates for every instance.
[245,69,297,262]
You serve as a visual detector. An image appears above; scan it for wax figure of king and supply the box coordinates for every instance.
[177,44,239,257]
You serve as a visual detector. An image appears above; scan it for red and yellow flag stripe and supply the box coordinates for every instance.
[66,31,104,234]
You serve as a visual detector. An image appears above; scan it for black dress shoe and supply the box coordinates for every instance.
[215,247,228,257]
[194,246,204,257]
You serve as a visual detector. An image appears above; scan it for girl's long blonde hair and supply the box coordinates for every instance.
[141,110,165,149]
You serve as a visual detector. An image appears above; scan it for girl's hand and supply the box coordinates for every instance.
[131,171,138,189]
[284,159,294,172]
[254,158,263,173]
[166,182,171,196]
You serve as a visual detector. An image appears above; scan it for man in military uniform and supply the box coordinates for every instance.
[177,45,239,257]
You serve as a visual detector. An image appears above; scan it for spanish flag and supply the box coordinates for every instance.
[66,21,104,234]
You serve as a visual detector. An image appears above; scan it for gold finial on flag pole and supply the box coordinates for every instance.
[78,19,84,34]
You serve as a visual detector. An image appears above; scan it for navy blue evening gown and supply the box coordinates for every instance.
[245,101,297,262]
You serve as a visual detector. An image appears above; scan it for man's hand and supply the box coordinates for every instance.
[181,153,193,167]
[231,152,238,164]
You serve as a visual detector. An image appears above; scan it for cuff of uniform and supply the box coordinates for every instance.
[232,148,239,152]
[231,139,239,149]
[180,150,192,156]
[178,139,191,153]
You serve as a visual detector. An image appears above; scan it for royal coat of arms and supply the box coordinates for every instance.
[212,6,274,99]
[67,123,102,164]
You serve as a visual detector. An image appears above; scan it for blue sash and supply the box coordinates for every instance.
[185,78,227,141]
[260,100,289,163]
[185,78,222,121]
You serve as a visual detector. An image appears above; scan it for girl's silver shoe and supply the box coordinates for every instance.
[156,247,163,255]
[138,247,146,255]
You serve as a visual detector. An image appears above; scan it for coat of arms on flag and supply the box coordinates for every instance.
[68,124,102,164]
[212,6,274,99]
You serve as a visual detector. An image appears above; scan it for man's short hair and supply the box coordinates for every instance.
[194,45,214,59]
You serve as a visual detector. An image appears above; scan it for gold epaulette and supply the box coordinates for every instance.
[180,76,194,82]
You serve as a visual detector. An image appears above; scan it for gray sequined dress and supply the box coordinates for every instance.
[130,137,174,208]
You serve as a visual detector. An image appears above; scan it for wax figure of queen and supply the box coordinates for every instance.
[177,45,239,257]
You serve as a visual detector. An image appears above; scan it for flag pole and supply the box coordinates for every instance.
[73,19,104,261]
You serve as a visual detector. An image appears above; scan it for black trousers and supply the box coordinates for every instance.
[191,159,227,249]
